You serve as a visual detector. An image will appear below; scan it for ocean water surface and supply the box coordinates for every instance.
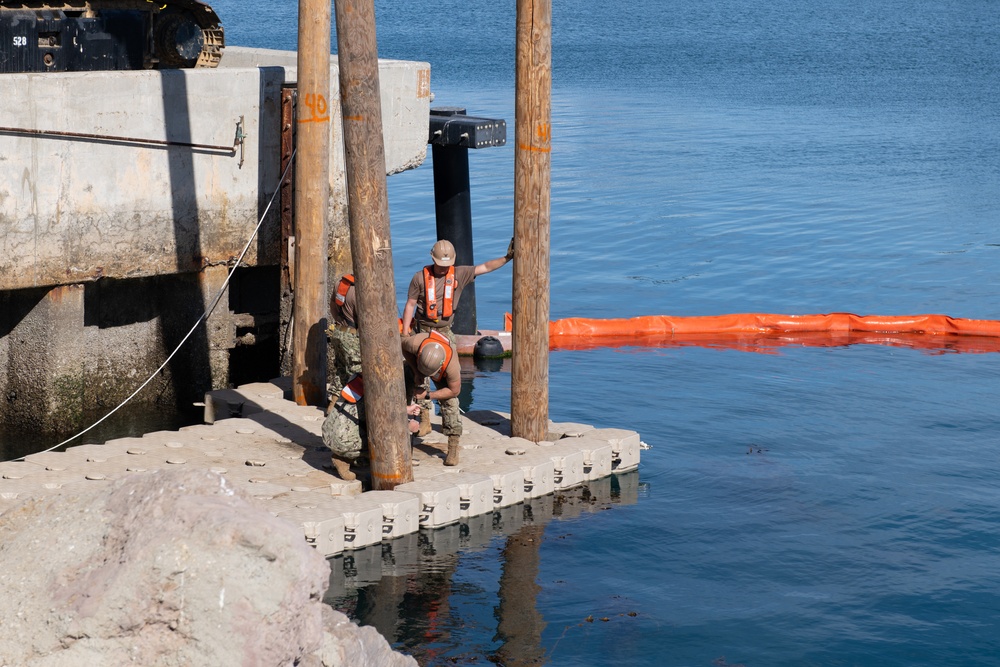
[207,0,1000,664]
[23,0,1000,664]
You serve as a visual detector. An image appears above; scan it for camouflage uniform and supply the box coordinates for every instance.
[321,396,367,460]
[327,325,362,397]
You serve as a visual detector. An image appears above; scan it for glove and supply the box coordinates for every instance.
[505,237,515,261]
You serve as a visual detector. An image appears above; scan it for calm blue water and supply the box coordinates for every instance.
[177,1,1000,664]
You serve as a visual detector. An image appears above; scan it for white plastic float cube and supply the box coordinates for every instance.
[513,454,555,499]
[328,497,385,550]
[363,490,421,540]
[542,444,586,490]
[393,480,461,528]
[276,507,346,557]
[433,471,494,518]
[464,462,525,509]
[575,437,614,481]
[589,428,642,472]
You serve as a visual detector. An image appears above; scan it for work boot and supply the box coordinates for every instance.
[331,454,356,481]
[417,408,432,437]
[445,435,460,466]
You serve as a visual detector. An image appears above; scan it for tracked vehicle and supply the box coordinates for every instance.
[0,0,224,72]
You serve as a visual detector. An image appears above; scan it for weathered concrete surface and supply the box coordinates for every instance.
[0,468,417,667]
[0,46,430,290]
[0,46,431,431]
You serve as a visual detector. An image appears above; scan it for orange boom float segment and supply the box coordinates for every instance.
[500,312,1000,354]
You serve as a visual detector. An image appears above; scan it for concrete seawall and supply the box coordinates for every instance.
[0,47,431,432]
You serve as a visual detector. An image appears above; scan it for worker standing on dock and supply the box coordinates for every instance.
[400,238,514,340]
[402,332,463,465]
[327,274,361,401]
[400,238,513,435]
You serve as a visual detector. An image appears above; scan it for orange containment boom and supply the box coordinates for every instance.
[502,312,1000,354]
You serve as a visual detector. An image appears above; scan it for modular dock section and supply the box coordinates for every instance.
[0,379,641,557]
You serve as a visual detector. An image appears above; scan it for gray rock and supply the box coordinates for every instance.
[0,469,415,667]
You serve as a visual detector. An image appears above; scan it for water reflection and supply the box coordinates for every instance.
[325,471,642,665]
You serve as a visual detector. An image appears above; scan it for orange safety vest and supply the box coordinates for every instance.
[422,266,455,321]
[418,330,453,383]
[340,373,365,403]
[334,274,355,306]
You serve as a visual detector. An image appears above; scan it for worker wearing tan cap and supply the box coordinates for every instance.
[400,238,513,445]
[401,330,462,465]
[400,238,513,339]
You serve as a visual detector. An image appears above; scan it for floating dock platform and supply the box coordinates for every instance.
[0,379,641,557]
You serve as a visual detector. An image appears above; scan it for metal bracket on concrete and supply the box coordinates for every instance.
[428,107,506,149]
[428,106,508,335]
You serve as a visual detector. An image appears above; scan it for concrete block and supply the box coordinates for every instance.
[328,497,385,550]
[364,490,421,540]
[393,480,461,528]
[276,506,346,557]
[464,462,525,509]
[432,471,494,518]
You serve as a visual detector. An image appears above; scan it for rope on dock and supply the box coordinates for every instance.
[2,150,297,464]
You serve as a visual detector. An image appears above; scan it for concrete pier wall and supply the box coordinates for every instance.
[0,47,431,432]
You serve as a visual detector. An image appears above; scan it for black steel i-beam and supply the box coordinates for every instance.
[429,107,507,335]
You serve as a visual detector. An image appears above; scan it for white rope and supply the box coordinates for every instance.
[6,149,296,463]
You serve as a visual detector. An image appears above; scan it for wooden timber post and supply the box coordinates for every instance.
[333,0,413,488]
[291,0,331,406]
[511,0,552,442]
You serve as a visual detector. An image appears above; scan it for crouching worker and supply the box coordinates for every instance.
[402,330,463,466]
[322,374,421,481]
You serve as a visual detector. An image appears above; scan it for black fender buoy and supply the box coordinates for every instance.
[473,335,505,359]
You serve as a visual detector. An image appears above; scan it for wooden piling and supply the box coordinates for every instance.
[333,0,413,488]
[511,0,552,442]
[291,0,332,406]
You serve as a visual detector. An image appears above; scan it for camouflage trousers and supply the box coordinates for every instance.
[410,325,462,437]
[328,326,362,398]
[321,398,366,460]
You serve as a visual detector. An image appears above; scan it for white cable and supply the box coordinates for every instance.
[6,150,296,463]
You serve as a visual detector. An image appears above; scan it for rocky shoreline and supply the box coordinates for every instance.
[0,468,416,666]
